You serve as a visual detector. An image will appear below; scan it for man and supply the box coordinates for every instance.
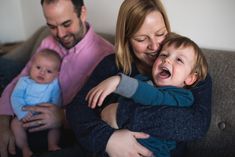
[0,0,114,156]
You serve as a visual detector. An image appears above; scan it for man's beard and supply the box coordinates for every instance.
[57,20,85,49]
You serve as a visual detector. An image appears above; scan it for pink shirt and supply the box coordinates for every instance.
[0,24,114,115]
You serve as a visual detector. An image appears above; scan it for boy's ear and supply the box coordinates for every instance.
[185,73,197,86]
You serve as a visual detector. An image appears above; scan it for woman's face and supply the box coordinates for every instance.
[130,11,167,71]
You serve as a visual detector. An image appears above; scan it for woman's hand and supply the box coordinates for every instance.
[0,115,16,157]
[106,129,153,157]
[86,75,121,108]
[22,103,64,132]
[102,103,154,157]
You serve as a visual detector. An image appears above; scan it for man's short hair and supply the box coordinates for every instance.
[41,0,84,17]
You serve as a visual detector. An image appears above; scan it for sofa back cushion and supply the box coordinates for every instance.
[186,49,235,157]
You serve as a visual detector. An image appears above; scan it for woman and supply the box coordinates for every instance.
[67,0,212,157]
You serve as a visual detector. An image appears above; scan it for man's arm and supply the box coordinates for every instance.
[66,55,117,153]
[66,55,152,157]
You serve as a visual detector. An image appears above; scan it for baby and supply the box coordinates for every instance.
[11,49,62,157]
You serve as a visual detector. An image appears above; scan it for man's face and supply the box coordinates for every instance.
[43,0,86,49]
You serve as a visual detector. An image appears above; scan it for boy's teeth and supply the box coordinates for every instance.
[149,53,157,56]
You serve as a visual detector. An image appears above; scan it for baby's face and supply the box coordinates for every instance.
[29,55,59,84]
[152,44,196,87]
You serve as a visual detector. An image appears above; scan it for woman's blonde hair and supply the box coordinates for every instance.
[115,0,171,74]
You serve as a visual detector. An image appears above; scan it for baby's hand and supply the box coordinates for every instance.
[21,112,33,123]
[86,75,121,108]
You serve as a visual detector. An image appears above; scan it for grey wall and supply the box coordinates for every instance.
[0,0,234,51]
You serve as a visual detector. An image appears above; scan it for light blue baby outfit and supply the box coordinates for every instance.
[11,76,61,120]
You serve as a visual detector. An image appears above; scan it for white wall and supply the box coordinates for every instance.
[0,0,235,51]
[20,1,45,39]
[162,0,235,51]
[0,0,25,43]
[0,0,45,44]
[85,0,122,35]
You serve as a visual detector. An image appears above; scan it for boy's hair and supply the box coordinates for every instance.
[41,0,84,17]
[35,49,62,71]
[162,32,208,87]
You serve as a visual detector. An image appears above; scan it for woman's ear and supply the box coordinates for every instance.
[184,73,198,86]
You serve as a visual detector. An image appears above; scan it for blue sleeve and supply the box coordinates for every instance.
[11,77,29,120]
[115,74,193,107]
[132,81,193,107]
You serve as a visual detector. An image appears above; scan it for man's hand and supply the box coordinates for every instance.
[106,129,153,157]
[22,103,64,132]
[0,115,16,157]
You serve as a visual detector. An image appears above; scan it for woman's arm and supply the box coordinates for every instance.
[66,55,153,157]
[66,54,118,153]
[117,74,212,141]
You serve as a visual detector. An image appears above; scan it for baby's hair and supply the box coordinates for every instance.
[161,32,208,87]
[35,49,62,71]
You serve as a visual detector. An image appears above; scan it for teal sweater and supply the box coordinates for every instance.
[115,73,193,107]
[115,73,193,157]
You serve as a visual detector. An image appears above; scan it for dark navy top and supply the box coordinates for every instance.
[66,54,212,156]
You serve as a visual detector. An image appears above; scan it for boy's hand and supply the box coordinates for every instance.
[86,76,121,108]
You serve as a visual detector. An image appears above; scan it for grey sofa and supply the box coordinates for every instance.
[0,26,235,157]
